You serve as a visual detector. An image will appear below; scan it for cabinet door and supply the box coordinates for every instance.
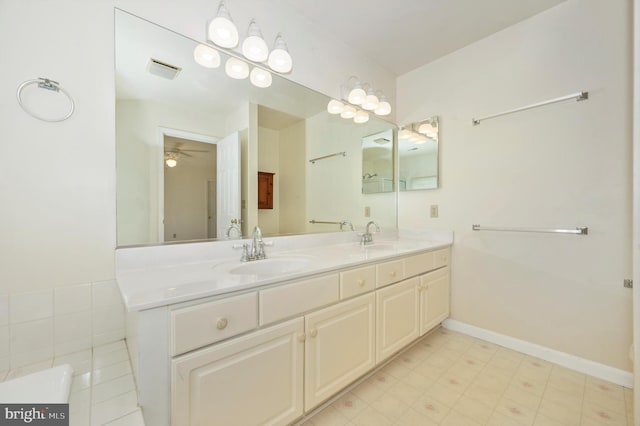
[172,318,304,426]
[305,293,375,411]
[419,267,450,336]
[376,277,419,363]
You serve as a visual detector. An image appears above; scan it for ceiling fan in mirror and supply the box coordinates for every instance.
[164,147,210,168]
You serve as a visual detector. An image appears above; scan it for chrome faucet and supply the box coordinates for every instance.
[225,220,242,239]
[360,221,380,246]
[250,225,266,260]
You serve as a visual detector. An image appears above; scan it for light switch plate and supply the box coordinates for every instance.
[430,205,439,218]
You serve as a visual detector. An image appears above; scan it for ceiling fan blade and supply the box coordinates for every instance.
[180,149,210,153]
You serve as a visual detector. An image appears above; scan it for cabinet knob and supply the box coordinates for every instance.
[216,318,229,330]
[357,279,365,287]
[310,329,318,338]
[390,271,397,277]
[298,333,306,342]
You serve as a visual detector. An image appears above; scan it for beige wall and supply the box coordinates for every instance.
[258,127,280,236]
[397,0,633,371]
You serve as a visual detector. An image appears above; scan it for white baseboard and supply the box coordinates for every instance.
[442,319,634,389]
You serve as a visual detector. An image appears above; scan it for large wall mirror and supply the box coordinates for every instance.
[115,9,397,247]
[398,117,439,190]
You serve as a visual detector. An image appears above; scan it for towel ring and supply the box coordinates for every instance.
[16,78,75,122]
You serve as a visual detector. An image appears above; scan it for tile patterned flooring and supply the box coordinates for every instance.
[0,340,144,426]
[302,328,634,426]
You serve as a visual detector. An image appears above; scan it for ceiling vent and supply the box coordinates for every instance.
[373,137,390,145]
[147,58,182,80]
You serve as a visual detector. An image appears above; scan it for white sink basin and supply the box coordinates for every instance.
[229,257,311,276]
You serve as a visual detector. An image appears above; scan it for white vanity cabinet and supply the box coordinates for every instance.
[419,267,450,335]
[376,277,420,363]
[304,293,375,410]
[171,318,304,426]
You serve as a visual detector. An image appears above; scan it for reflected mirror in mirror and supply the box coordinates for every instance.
[398,116,439,190]
[115,9,397,247]
[362,129,394,194]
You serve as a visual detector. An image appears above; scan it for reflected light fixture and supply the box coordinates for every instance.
[250,67,272,88]
[207,0,239,48]
[242,20,269,62]
[165,152,178,168]
[225,57,249,79]
[268,34,293,73]
[327,99,345,114]
[354,110,369,124]
[193,43,221,68]
[340,105,356,119]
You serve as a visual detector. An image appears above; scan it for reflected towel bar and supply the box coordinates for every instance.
[309,151,346,164]
[472,91,588,126]
[472,225,588,235]
[309,220,341,225]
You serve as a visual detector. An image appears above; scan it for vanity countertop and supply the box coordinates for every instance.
[115,229,453,311]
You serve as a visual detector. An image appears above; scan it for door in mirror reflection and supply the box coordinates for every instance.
[398,116,439,190]
[362,129,394,194]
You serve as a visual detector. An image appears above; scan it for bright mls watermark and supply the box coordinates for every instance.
[0,404,68,425]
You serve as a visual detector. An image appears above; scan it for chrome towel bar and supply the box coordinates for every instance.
[309,151,346,164]
[472,224,588,235]
[472,91,588,126]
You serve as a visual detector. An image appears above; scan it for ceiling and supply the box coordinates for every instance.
[281,0,566,75]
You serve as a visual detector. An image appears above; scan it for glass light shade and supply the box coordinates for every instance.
[249,67,272,88]
[207,2,238,48]
[327,99,345,114]
[193,44,221,68]
[340,105,356,119]
[353,110,369,124]
[374,101,391,116]
[268,34,293,73]
[242,20,269,62]
[166,158,177,168]
[225,57,249,79]
[361,93,379,111]
[408,132,421,142]
[414,134,428,144]
[348,84,366,105]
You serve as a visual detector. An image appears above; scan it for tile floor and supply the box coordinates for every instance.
[0,340,145,426]
[302,328,634,426]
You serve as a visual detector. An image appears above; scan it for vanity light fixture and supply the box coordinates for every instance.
[375,94,391,116]
[249,67,272,88]
[205,1,293,75]
[207,0,239,48]
[361,86,379,111]
[326,76,392,123]
[225,57,249,79]
[268,34,293,73]
[242,20,269,62]
[347,78,366,105]
[193,43,221,68]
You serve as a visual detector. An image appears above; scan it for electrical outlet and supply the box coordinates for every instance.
[364,206,371,217]
[430,205,439,218]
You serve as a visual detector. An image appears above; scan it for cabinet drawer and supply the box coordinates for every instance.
[433,248,449,269]
[340,266,376,299]
[404,251,435,278]
[259,274,339,325]
[376,259,405,288]
[171,292,257,356]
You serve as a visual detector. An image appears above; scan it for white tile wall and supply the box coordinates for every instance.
[1,280,125,371]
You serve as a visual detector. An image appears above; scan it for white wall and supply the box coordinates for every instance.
[257,126,280,236]
[116,99,225,245]
[279,121,306,235]
[397,0,633,371]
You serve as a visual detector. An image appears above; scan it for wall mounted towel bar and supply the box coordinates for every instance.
[309,151,346,164]
[472,224,588,235]
[309,220,341,225]
[472,91,588,126]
